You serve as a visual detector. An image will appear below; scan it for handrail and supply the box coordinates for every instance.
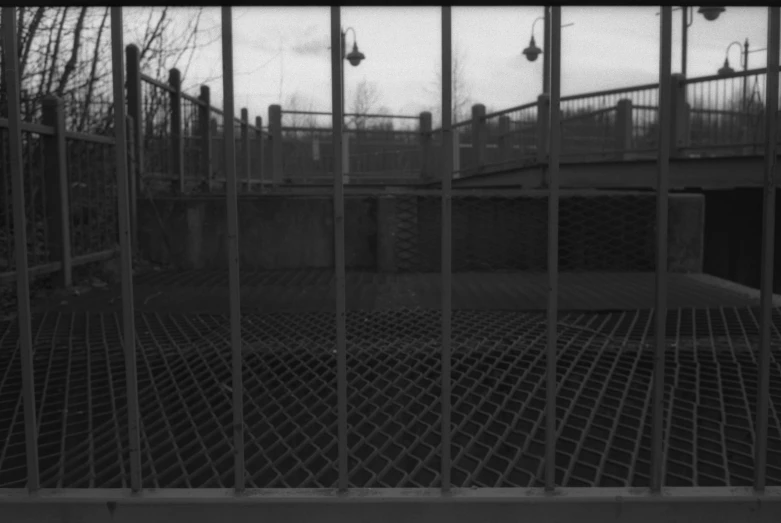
[181,91,208,108]
[561,82,660,102]
[560,106,616,123]
[682,66,772,85]
[282,109,419,119]
[0,118,55,135]
[140,73,176,94]
[482,101,538,121]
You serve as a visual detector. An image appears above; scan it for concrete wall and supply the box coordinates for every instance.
[701,188,781,293]
[137,193,704,273]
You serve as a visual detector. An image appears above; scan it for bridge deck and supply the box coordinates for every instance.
[1,271,780,489]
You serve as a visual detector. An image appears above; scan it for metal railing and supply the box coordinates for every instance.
[2,6,781,523]
[0,96,120,286]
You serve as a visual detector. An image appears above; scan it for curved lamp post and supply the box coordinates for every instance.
[340,26,365,125]
[522,12,573,93]
[658,6,725,76]
[718,39,767,118]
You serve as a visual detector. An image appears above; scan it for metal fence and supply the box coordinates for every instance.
[0,99,119,285]
[2,5,781,523]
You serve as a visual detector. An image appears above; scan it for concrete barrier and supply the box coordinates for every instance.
[137,192,704,273]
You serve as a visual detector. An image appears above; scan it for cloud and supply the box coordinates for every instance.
[290,34,330,56]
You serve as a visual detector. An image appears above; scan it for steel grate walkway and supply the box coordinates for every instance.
[1,305,780,489]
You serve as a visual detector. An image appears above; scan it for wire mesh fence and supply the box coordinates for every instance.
[0,127,50,274]
[181,94,204,188]
[141,77,173,180]
[391,193,656,273]
[65,138,118,259]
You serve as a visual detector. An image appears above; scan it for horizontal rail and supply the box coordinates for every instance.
[280,126,418,134]
[1,486,781,502]
[561,82,659,102]
[561,106,615,122]
[282,110,419,119]
[1,488,781,523]
[140,73,175,94]
[0,118,55,135]
[682,66,773,85]
[0,248,119,284]
[482,101,538,120]
[181,91,208,108]
[64,130,116,145]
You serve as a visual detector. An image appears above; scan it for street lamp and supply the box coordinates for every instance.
[340,26,364,125]
[698,6,726,21]
[718,40,747,76]
[657,6,725,77]
[522,10,573,93]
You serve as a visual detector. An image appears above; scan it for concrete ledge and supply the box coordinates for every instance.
[137,192,704,273]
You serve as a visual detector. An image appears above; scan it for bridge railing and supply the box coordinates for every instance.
[269,108,427,183]
[126,44,269,197]
[684,67,774,156]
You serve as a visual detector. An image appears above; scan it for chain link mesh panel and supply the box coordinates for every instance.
[393,193,656,273]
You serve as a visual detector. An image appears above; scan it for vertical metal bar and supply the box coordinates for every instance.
[543,6,550,95]
[754,5,780,494]
[2,6,40,491]
[330,6,348,493]
[651,5,673,494]
[109,6,141,492]
[220,6,245,492]
[681,7,687,78]
[242,108,250,189]
[441,5,453,492]
[545,5,562,493]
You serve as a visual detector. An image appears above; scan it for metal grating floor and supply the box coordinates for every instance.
[1,305,781,489]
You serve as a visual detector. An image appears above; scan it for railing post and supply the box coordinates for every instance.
[343,132,350,177]
[670,73,690,157]
[472,103,486,170]
[498,115,511,163]
[41,95,72,288]
[615,98,633,160]
[536,94,551,165]
[199,85,212,191]
[419,111,432,180]
[269,104,282,185]
[241,108,250,191]
[210,117,219,189]
[255,116,264,184]
[452,127,460,177]
[126,115,137,255]
[125,44,142,249]
[169,68,184,193]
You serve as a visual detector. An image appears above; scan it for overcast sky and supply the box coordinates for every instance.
[128,6,771,124]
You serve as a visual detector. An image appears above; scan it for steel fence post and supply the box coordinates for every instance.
[754,5,780,494]
[651,5,673,494]
[2,6,40,491]
[221,6,245,491]
[330,6,349,493]
[545,5,562,493]
[42,95,72,288]
[441,5,454,492]
[111,6,142,492]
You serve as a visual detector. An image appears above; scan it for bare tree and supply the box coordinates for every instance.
[1,7,217,131]
[424,39,473,128]
[348,79,382,131]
